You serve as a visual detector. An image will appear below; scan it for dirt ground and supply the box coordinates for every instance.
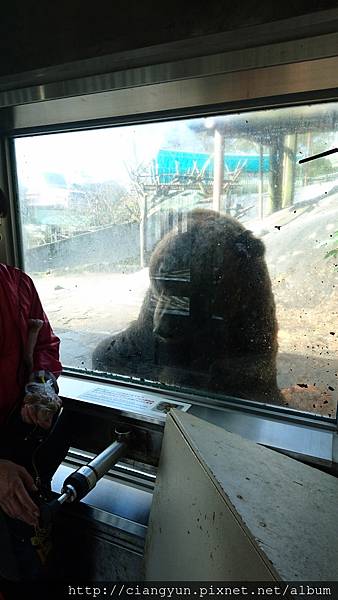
[274,297,337,417]
[34,267,337,419]
[31,191,338,419]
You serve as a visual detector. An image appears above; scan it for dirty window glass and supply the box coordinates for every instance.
[15,103,338,418]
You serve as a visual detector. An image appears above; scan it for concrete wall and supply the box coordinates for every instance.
[25,222,140,273]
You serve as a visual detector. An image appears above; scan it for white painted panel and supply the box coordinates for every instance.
[145,410,338,581]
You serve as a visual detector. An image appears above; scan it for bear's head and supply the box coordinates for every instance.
[149,209,266,344]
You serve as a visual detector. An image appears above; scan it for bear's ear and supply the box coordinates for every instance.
[187,208,218,229]
[235,230,265,258]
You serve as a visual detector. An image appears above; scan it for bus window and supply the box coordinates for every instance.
[14,104,338,417]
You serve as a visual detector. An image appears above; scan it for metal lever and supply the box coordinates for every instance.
[39,428,130,526]
[61,428,130,502]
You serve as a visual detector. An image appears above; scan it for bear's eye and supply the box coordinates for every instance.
[235,241,250,258]
[214,268,224,282]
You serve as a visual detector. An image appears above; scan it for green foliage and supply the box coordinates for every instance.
[297,132,336,180]
[303,157,334,179]
[325,230,338,268]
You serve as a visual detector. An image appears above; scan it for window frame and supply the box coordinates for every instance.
[0,29,337,469]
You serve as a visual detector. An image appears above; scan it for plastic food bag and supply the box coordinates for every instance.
[22,378,62,429]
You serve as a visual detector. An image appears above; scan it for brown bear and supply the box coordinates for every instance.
[93,209,281,404]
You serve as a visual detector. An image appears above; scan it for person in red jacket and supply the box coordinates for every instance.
[0,263,62,528]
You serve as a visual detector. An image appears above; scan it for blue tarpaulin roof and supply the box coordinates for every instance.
[154,149,269,183]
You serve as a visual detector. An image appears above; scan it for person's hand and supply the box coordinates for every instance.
[0,460,39,526]
[21,391,62,430]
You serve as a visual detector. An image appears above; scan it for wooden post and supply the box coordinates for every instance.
[213,128,224,212]
[268,136,284,214]
[282,133,297,208]
[139,194,147,268]
[303,131,312,186]
[259,143,264,219]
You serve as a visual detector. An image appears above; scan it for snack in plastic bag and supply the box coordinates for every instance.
[21,377,62,429]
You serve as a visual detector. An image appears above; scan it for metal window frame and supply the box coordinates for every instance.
[0,25,337,466]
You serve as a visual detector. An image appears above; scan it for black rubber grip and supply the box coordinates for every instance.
[63,471,90,500]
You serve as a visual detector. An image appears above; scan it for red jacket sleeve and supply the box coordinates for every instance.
[20,272,62,378]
